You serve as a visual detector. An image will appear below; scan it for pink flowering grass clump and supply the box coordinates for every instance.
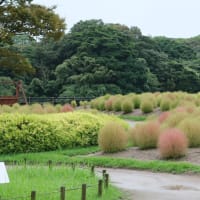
[158,111,170,123]
[61,104,74,112]
[158,128,188,159]
[135,121,161,149]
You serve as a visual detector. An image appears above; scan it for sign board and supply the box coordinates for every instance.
[0,162,9,184]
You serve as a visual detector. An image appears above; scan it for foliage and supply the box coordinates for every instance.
[121,100,133,114]
[0,76,16,95]
[0,112,126,153]
[158,112,170,123]
[160,98,171,111]
[158,128,188,159]
[98,122,128,153]
[112,99,122,112]
[178,118,200,147]
[2,17,200,96]
[0,0,66,77]
[140,100,154,113]
[132,95,141,109]
[70,100,77,108]
[134,121,161,149]
[0,0,66,43]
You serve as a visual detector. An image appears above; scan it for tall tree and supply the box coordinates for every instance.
[0,0,66,75]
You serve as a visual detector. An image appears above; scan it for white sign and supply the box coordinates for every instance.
[0,162,9,184]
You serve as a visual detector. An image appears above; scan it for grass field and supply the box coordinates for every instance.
[0,165,121,200]
[1,146,200,174]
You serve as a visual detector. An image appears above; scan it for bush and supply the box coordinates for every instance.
[132,95,141,109]
[71,100,77,108]
[43,103,57,113]
[178,118,200,147]
[158,112,170,123]
[134,121,160,149]
[0,114,65,153]
[31,103,44,114]
[122,101,133,113]
[61,104,74,112]
[0,112,127,153]
[128,126,138,146]
[105,98,114,111]
[140,100,153,113]
[112,99,122,112]
[80,101,88,109]
[97,100,106,111]
[98,122,128,153]
[164,112,188,128]
[160,98,171,111]
[158,128,188,159]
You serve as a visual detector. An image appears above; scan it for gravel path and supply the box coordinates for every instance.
[96,168,200,200]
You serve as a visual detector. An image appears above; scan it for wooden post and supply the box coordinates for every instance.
[48,160,52,169]
[105,174,109,189]
[60,186,65,200]
[71,163,75,171]
[91,166,94,175]
[98,180,103,197]
[102,170,106,179]
[31,191,36,200]
[24,158,27,167]
[81,184,86,200]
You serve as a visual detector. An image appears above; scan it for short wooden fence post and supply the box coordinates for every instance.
[98,180,103,197]
[60,186,65,200]
[81,184,86,200]
[91,166,94,175]
[31,191,36,200]
[71,163,75,171]
[102,170,106,179]
[24,158,27,167]
[48,160,52,169]
[105,174,109,189]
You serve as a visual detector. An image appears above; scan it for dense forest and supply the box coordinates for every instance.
[1,2,200,97]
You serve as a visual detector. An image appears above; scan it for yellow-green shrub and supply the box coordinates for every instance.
[112,99,122,112]
[0,112,126,153]
[140,100,153,113]
[160,98,171,111]
[98,122,128,153]
[71,100,77,108]
[134,121,160,149]
[164,112,188,128]
[132,95,141,109]
[178,118,200,147]
[122,101,133,113]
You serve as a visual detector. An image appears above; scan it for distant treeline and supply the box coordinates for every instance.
[1,19,200,97]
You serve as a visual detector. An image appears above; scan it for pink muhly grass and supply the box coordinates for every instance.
[61,104,74,112]
[135,121,160,149]
[158,112,170,123]
[158,128,188,159]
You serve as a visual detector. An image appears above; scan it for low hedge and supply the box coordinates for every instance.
[0,112,126,154]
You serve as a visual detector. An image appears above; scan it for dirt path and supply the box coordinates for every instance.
[96,168,200,200]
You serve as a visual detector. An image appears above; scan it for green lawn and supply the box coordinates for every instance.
[0,165,121,200]
[1,146,200,174]
[119,115,147,121]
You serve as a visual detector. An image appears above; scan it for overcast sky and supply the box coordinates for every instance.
[33,0,200,38]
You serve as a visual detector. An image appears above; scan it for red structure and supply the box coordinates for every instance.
[0,81,27,105]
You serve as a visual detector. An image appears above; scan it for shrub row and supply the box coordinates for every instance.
[90,92,200,114]
[0,112,126,154]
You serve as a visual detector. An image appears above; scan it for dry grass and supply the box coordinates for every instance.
[158,128,188,159]
[98,122,128,153]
